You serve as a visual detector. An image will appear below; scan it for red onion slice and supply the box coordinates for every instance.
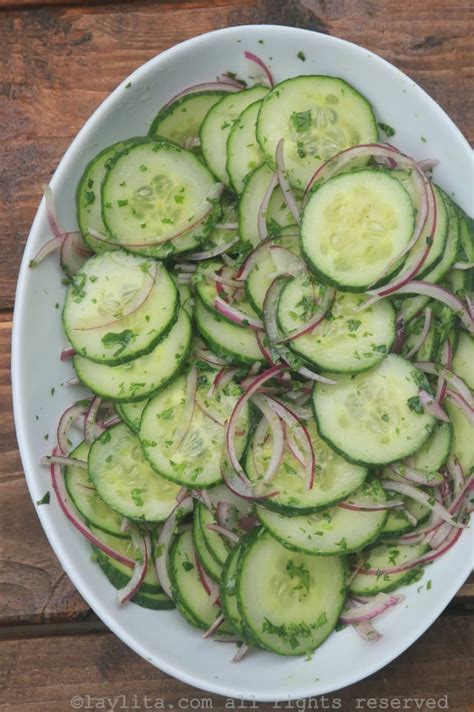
[117,529,150,605]
[225,365,286,481]
[446,390,474,425]
[340,593,404,624]
[185,236,239,262]
[162,81,242,110]
[232,643,250,663]
[391,464,444,487]
[275,138,300,222]
[453,261,474,271]
[60,346,76,361]
[359,525,464,575]
[352,620,383,642]
[56,402,89,454]
[392,315,406,354]
[216,501,236,531]
[154,496,193,599]
[258,172,279,242]
[48,448,135,566]
[244,51,273,87]
[84,397,102,444]
[381,479,466,528]
[418,390,450,422]
[29,236,62,268]
[339,499,405,512]
[370,283,474,334]
[195,554,220,605]
[194,346,229,367]
[214,297,264,332]
[42,455,88,469]
[174,366,198,447]
[252,394,285,482]
[297,366,337,386]
[403,307,433,359]
[415,362,473,408]
[215,222,239,230]
[256,332,274,365]
[435,340,452,404]
[417,158,440,172]
[202,613,226,639]
[60,231,93,278]
[206,523,240,544]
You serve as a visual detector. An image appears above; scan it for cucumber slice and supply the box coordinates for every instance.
[193,191,240,256]
[278,276,396,373]
[102,139,221,258]
[194,259,259,325]
[192,509,223,582]
[421,193,459,284]
[349,543,429,595]
[115,399,149,433]
[452,333,474,389]
[149,91,226,148]
[89,524,165,596]
[312,354,435,465]
[302,169,415,291]
[76,139,136,253]
[236,529,347,655]
[410,422,452,473]
[170,527,232,631]
[195,298,265,364]
[397,295,430,324]
[380,495,432,539]
[64,441,127,538]
[63,252,178,365]
[257,478,388,556]
[200,85,268,184]
[446,396,473,475]
[74,308,192,402]
[245,418,367,515]
[256,75,377,190]
[88,423,181,522]
[245,231,302,316]
[239,163,297,247]
[220,544,256,643]
[227,99,266,193]
[197,502,230,566]
[139,370,250,488]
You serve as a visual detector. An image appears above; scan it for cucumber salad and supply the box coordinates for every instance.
[34,52,473,660]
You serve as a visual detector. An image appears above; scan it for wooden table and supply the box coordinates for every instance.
[1,1,473,710]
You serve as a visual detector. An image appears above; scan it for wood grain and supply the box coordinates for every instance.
[1,616,473,710]
[0,0,473,308]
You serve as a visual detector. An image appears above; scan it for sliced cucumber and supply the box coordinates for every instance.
[76,139,136,253]
[452,332,474,389]
[139,370,250,488]
[195,298,265,364]
[446,396,474,474]
[402,314,439,362]
[115,399,149,433]
[278,276,396,373]
[200,86,268,184]
[192,191,240,256]
[349,543,429,595]
[245,231,302,316]
[302,169,415,291]
[89,524,166,596]
[256,75,377,190]
[63,252,178,365]
[102,139,221,258]
[192,509,223,582]
[239,163,297,247]
[65,441,126,538]
[74,308,192,402]
[149,91,225,148]
[88,423,181,522]
[245,418,367,515]
[170,526,232,631]
[409,422,452,473]
[380,494,432,539]
[312,354,435,465]
[197,502,230,566]
[422,193,459,284]
[227,99,266,193]
[220,544,256,643]
[397,295,430,324]
[257,478,388,556]
[236,529,347,655]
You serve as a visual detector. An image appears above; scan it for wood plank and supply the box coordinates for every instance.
[0,310,472,628]
[0,0,472,307]
[1,616,473,710]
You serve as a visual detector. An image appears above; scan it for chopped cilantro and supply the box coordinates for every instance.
[290,110,312,133]
[378,122,396,137]
[36,491,50,506]
[101,329,136,357]
[297,51,306,61]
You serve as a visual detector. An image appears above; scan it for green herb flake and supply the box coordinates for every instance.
[297,51,306,61]
[36,491,50,506]
[101,329,136,357]
[291,110,312,133]
[407,395,424,414]
[378,122,396,137]
[347,319,361,333]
